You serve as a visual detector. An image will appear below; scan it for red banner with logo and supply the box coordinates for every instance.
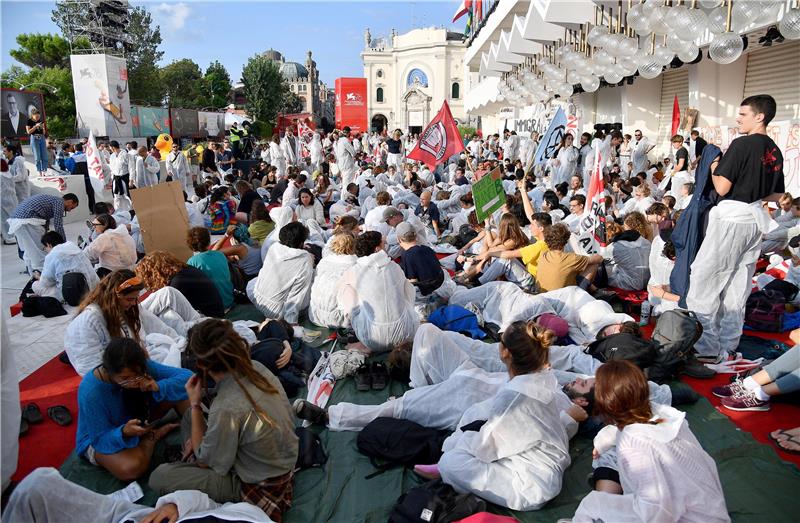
[334,77,368,134]
[406,100,465,170]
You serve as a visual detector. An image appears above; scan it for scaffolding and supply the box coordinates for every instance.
[60,0,132,56]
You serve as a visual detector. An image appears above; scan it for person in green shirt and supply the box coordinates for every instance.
[186,227,234,310]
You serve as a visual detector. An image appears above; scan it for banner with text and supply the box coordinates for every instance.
[532,107,567,166]
[473,167,505,222]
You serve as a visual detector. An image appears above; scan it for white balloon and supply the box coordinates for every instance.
[638,60,663,79]
[618,37,639,57]
[677,45,699,63]
[649,5,671,35]
[709,32,744,65]
[587,25,609,47]
[676,8,708,41]
[627,3,651,33]
[581,74,600,93]
[708,6,728,34]
[594,49,615,66]
[653,45,675,66]
[643,0,661,15]
[618,56,639,76]
[667,34,689,53]
[605,33,624,56]
[557,83,574,99]
[732,1,759,31]
[604,66,624,85]
[779,7,800,40]
[697,0,720,9]
[496,94,505,102]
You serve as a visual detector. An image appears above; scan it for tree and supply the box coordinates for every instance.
[9,33,73,69]
[204,61,231,110]
[2,66,75,139]
[160,59,206,109]
[281,91,304,114]
[241,55,290,126]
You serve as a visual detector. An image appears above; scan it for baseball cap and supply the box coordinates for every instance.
[396,221,416,240]
[383,206,403,222]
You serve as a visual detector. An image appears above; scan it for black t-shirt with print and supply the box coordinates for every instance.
[386,138,402,154]
[674,147,689,170]
[715,134,784,203]
[27,118,44,135]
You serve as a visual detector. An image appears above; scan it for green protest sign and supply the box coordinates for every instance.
[473,167,505,222]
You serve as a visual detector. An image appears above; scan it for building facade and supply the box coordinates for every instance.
[361,27,467,135]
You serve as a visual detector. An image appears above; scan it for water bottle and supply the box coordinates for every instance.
[639,300,651,327]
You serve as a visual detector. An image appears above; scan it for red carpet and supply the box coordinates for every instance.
[12,357,80,482]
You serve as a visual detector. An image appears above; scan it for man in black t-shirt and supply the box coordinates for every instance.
[385,129,404,172]
[686,95,785,362]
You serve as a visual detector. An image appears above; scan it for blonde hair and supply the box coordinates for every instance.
[329,232,355,255]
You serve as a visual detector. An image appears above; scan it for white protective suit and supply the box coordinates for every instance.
[1,163,18,241]
[502,134,520,163]
[131,155,155,188]
[260,206,294,259]
[166,150,191,192]
[5,468,271,523]
[630,137,652,175]
[64,303,182,376]
[308,253,357,328]
[281,135,299,166]
[335,136,358,189]
[646,235,677,315]
[110,150,131,211]
[439,370,572,511]
[573,404,730,523]
[336,250,419,353]
[248,242,314,324]
[309,134,324,173]
[551,146,579,187]
[604,235,651,291]
[448,282,556,333]
[10,156,29,204]
[1,321,19,491]
[32,241,99,301]
[84,225,137,272]
[269,141,286,178]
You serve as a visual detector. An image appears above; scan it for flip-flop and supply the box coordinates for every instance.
[22,403,43,424]
[768,429,800,455]
[47,405,72,426]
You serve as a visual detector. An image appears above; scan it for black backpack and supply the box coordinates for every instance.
[763,279,799,303]
[357,418,450,478]
[586,332,659,369]
[745,290,786,332]
[61,272,90,306]
[389,479,486,523]
[294,426,327,471]
[649,309,703,383]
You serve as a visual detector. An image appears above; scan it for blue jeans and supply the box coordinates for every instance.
[30,134,48,172]
[764,344,800,395]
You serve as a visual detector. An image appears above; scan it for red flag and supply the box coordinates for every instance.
[406,101,465,170]
[475,0,483,20]
[671,95,680,137]
[452,0,472,22]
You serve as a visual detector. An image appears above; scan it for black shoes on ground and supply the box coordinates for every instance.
[355,362,388,391]
[293,399,329,426]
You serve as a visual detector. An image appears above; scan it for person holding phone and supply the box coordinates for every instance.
[26,108,48,175]
[75,338,191,481]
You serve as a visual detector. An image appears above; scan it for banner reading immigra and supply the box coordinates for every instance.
[577,140,607,254]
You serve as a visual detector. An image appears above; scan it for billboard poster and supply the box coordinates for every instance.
[70,54,133,138]
[198,111,225,138]
[334,77,367,134]
[170,108,199,137]
[1,88,46,141]
[131,106,170,137]
[276,112,314,136]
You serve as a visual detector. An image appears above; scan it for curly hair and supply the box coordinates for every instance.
[79,269,143,343]
[543,223,571,250]
[186,227,211,252]
[624,211,653,241]
[136,251,186,291]
[329,232,356,255]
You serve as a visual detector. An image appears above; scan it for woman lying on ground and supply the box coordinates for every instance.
[64,270,190,376]
[149,319,298,521]
[136,250,224,318]
[572,360,729,523]
[75,338,190,481]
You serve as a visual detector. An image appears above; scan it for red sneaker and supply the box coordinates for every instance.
[720,390,770,412]
[711,379,746,398]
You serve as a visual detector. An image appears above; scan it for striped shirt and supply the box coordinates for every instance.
[11,194,66,239]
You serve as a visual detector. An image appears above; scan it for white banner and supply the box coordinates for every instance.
[85,131,108,194]
[577,140,608,255]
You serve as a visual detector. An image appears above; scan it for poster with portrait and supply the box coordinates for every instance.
[131,106,170,137]
[198,111,224,138]
[171,108,199,138]
[1,88,46,141]
[70,54,133,138]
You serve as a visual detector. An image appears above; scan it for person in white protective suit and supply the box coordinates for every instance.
[501,129,520,163]
[281,127,299,167]
[572,361,729,523]
[64,270,186,376]
[269,133,287,178]
[646,230,678,316]
[549,133,580,187]
[32,231,99,301]
[603,214,652,291]
[686,95,785,360]
[166,141,191,192]
[761,196,800,255]
[5,146,30,206]
[630,130,654,176]
[5,468,272,523]
[260,205,294,260]
[307,232,357,329]
[1,321,19,492]
[309,132,324,174]
[132,146,159,188]
[335,127,358,189]
[0,157,17,244]
[84,214,138,275]
[336,231,418,353]
[248,222,315,325]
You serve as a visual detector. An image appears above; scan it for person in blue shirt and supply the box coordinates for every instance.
[415,190,442,238]
[75,338,191,481]
[186,227,235,310]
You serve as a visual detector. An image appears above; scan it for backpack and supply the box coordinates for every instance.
[357,418,451,478]
[745,290,785,332]
[428,305,486,339]
[649,309,703,383]
[294,426,327,471]
[61,272,90,306]
[763,279,799,303]
[227,261,249,303]
[454,225,478,249]
[586,332,659,369]
[389,479,486,523]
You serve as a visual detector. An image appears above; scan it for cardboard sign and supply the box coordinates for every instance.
[130,181,193,262]
[473,167,504,222]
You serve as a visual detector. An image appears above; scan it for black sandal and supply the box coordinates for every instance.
[22,403,43,424]
[47,405,73,426]
[371,362,389,391]
[355,364,372,391]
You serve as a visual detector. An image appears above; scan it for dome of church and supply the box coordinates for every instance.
[280,62,309,80]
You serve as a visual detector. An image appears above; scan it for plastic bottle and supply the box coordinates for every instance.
[639,300,651,327]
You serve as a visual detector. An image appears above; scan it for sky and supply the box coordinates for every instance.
[1,0,465,86]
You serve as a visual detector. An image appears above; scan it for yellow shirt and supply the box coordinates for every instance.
[519,240,548,277]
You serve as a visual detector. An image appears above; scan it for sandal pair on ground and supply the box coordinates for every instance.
[20,403,72,436]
